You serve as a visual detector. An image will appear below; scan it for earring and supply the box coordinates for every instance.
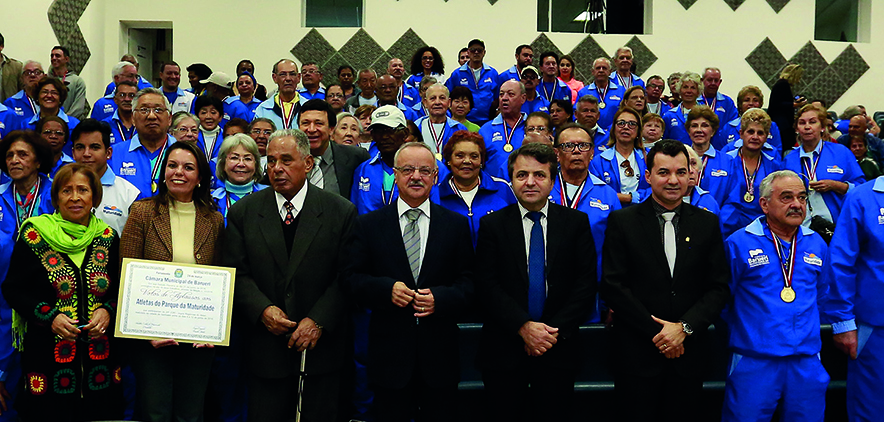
[197,183,201,188]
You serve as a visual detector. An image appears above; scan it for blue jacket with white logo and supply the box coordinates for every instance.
[588,147,650,205]
[438,170,516,247]
[479,113,527,179]
[108,134,177,200]
[446,63,500,125]
[724,218,827,357]
[720,148,782,236]
[576,80,625,131]
[783,141,865,224]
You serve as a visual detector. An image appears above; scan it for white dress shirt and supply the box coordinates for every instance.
[518,200,548,265]
[397,197,431,267]
[274,183,308,221]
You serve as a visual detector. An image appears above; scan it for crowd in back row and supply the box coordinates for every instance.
[0,34,882,422]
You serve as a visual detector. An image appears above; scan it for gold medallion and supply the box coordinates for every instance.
[780,286,796,303]
[435,152,443,161]
[151,181,158,193]
[503,143,514,153]
[743,192,754,203]
[599,102,606,109]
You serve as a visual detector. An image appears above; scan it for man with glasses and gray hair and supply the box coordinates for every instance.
[346,141,474,422]
[109,87,175,199]
[225,127,357,422]
[721,170,829,421]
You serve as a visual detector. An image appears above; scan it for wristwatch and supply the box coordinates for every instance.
[680,320,693,336]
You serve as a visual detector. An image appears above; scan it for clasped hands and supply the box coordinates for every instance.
[519,321,559,357]
[652,315,686,359]
[262,305,322,352]
[51,308,110,341]
[392,281,435,317]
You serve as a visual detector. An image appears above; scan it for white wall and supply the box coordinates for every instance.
[1,0,881,114]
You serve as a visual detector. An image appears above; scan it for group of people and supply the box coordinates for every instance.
[0,32,881,422]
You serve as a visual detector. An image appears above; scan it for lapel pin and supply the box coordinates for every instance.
[685,237,690,242]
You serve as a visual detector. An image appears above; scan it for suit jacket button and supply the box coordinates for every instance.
[196,253,202,260]
[671,291,676,296]
[286,292,292,298]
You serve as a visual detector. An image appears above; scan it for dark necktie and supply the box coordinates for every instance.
[527,211,545,321]
[284,201,295,225]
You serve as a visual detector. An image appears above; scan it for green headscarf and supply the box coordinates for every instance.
[22,212,111,254]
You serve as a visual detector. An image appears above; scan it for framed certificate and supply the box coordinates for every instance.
[115,258,236,346]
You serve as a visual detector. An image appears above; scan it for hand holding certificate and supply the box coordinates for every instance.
[115,258,236,346]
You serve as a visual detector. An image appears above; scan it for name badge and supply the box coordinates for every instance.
[826,165,843,174]
[121,162,137,176]
[877,214,884,225]
[484,78,493,83]
[102,205,123,217]
[670,119,679,127]
[359,176,371,192]
[492,132,503,142]
[0,204,4,222]
[716,107,726,113]
[589,199,610,211]
[610,95,621,101]
[711,169,728,177]
[603,171,611,184]
[460,78,468,85]
[747,248,769,268]
[803,252,823,266]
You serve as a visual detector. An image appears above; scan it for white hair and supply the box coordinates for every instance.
[112,61,135,78]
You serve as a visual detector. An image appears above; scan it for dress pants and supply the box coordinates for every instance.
[129,342,215,422]
[248,370,340,422]
[482,358,576,422]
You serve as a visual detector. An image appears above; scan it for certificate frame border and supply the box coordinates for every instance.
[115,258,236,346]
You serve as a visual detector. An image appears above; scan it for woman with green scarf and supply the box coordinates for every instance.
[211,133,266,223]
[2,163,123,421]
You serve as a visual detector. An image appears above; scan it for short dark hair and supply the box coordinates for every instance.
[0,130,54,175]
[468,39,485,49]
[554,123,593,147]
[515,44,532,56]
[116,80,139,90]
[36,115,69,150]
[194,95,224,116]
[186,63,212,80]
[151,141,215,213]
[236,59,255,74]
[35,76,68,105]
[337,65,355,76]
[540,51,559,65]
[526,111,551,129]
[646,139,689,171]
[299,99,337,127]
[459,47,469,56]
[508,142,557,180]
[51,163,103,210]
[0,33,4,47]
[549,99,573,117]
[160,61,180,73]
[442,130,486,167]
[52,45,70,57]
[71,118,112,149]
[224,118,250,136]
[449,86,474,109]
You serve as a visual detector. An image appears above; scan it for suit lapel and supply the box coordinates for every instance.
[637,200,670,278]
[192,208,211,259]
[417,204,444,288]
[544,204,565,280]
[284,186,323,285]
[502,205,530,285]
[382,205,416,287]
[257,190,289,273]
[152,203,173,257]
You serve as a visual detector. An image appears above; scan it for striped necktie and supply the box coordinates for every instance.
[403,208,422,282]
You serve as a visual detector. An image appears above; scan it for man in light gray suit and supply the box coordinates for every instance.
[225,128,357,422]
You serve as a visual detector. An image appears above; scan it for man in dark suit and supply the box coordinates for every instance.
[475,143,596,421]
[224,128,357,422]
[601,139,730,422]
[298,98,370,200]
[346,142,474,422]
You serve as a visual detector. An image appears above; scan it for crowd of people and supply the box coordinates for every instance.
[0,32,882,422]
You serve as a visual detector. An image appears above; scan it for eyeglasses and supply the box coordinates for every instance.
[616,119,638,129]
[394,166,437,177]
[526,126,547,133]
[422,56,434,61]
[116,92,136,99]
[175,127,199,135]
[620,159,635,177]
[327,93,345,99]
[469,48,484,54]
[276,71,298,78]
[39,90,60,97]
[24,70,44,77]
[136,107,169,116]
[227,154,255,164]
[250,129,273,136]
[302,70,320,75]
[42,129,65,137]
[558,142,593,152]
[521,74,538,80]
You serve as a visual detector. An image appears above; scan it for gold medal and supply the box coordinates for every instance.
[435,152,443,161]
[780,286,796,303]
[743,192,754,203]
[151,181,158,193]
[599,102,606,109]
[503,143,514,153]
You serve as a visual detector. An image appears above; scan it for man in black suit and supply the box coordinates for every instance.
[224,128,357,422]
[298,98,370,200]
[475,143,595,421]
[346,142,474,422]
[601,139,730,422]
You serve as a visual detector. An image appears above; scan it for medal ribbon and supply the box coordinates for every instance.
[427,120,445,154]
[541,81,557,103]
[696,154,710,187]
[381,162,396,206]
[617,74,632,90]
[503,114,523,151]
[769,224,797,290]
[801,143,823,182]
[701,95,716,111]
[14,177,41,232]
[150,137,169,192]
[558,171,587,209]
[597,83,609,105]
[739,149,761,196]
[116,120,135,142]
[280,94,295,130]
[26,95,38,115]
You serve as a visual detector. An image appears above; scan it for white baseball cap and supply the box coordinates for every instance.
[368,105,407,130]
[199,71,234,87]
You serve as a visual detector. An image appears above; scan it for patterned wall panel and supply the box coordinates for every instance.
[386,28,427,68]
[766,0,790,13]
[47,0,91,73]
[745,39,869,105]
[624,36,657,76]
[677,0,791,12]
[723,0,746,10]
[567,35,607,82]
[678,0,699,10]
[530,34,564,65]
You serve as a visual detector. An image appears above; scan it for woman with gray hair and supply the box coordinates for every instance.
[662,71,702,144]
[212,133,266,222]
[170,111,200,143]
[332,111,364,147]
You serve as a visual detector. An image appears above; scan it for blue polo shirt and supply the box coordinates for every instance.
[783,141,865,224]
[479,113,527,179]
[721,119,783,157]
[724,218,827,357]
[102,111,137,145]
[446,63,500,125]
[91,93,117,121]
[438,170,516,247]
[350,153,440,215]
[297,87,326,101]
[699,92,739,140]
[3,90,39,128]
[588,147,650,204]
[662,105,691,145]
[720,148,782,236]
[538,79,572,104]
[0,103,15,138]
[108,134,177,200]
[695,146,733,202]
